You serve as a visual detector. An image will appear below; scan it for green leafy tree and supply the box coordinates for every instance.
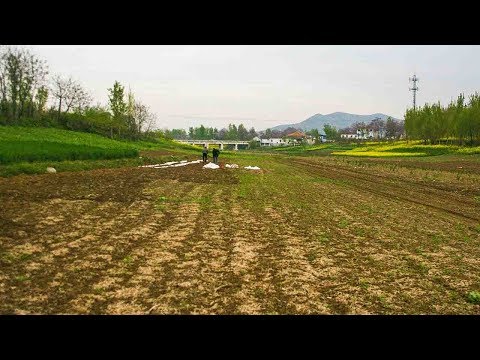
[108,81,127,137]
[385,117,397,139]
[323,124,339,141]
[0,46,48,122]
[168,129,188,139]
[108,81,127,119]
[198,125,207,139]
[35,86,48,114]
[238,123,249,140]
[458,92,480,144]
[226,123,238,140]
[248,127,257,140]
[248,139,260,149]
[307,128,320,143]
[83,105,114,137]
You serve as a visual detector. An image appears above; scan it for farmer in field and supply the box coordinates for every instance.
[212,147,220,164]
[202,146,208,163]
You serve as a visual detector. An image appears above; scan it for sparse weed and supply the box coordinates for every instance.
[467,291,480,304]
[254,288,264,298]
[0,252,31,264]
[431,234,444,244]
[15,275,29,282]
[0,252,16,264]
[307,252,316,262]
[93,286,104,294]
[338,219,349,229]
[318,235,330,244]
[122,255,134,264]
[359,279,369,290]
[354,228,366,237]
[418,263,429,274]
[358,204,374,215]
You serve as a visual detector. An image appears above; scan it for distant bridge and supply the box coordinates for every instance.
[176,139,250,150]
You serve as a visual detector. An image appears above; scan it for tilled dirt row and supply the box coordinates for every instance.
[288,158,480,224]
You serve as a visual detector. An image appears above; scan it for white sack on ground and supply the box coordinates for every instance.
[203,163,220,169]
[244,166,261,170]
[225,164,239,168]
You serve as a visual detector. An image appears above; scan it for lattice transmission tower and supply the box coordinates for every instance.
[409,74,419,110]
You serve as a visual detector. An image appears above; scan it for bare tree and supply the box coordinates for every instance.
[52,75,91,117]
[133,101,155,136]
[368,117,385,132]
[51,75,71,117]
[64,82,91,113]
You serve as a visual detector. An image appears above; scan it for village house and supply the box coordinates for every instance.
[255,129,325,147]
[259,138,289,147]
[285,130,306,145]
[341,128,386,140]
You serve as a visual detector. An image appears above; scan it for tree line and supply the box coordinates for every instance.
[0,46,157,141]
[340,117,404,138]
[163,123,258,141]
[404,93,480,144]
[320,117,405,141]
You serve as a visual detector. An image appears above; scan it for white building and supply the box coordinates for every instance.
[341,133,358,139]
[260,138,289,146]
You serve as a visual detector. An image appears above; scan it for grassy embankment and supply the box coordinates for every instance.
[0,126,199,177]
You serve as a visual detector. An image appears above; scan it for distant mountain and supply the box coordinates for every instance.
[270,112,402,133]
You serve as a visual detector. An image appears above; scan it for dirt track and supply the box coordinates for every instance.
[1,157,479,314]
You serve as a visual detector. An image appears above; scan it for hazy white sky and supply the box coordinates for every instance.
[27,45,480,130]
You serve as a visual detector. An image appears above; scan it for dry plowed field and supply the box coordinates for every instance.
[1,155,479,314]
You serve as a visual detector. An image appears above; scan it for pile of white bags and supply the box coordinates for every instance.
[203,162,220,169]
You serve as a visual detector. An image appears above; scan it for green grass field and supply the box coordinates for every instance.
[0,126,200,176]
[0,126,140,164]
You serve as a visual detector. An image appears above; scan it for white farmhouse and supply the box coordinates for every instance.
[260,138,289,147]
[341,133,358,139]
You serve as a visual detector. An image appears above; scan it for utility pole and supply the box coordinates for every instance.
[409,74,419,111]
